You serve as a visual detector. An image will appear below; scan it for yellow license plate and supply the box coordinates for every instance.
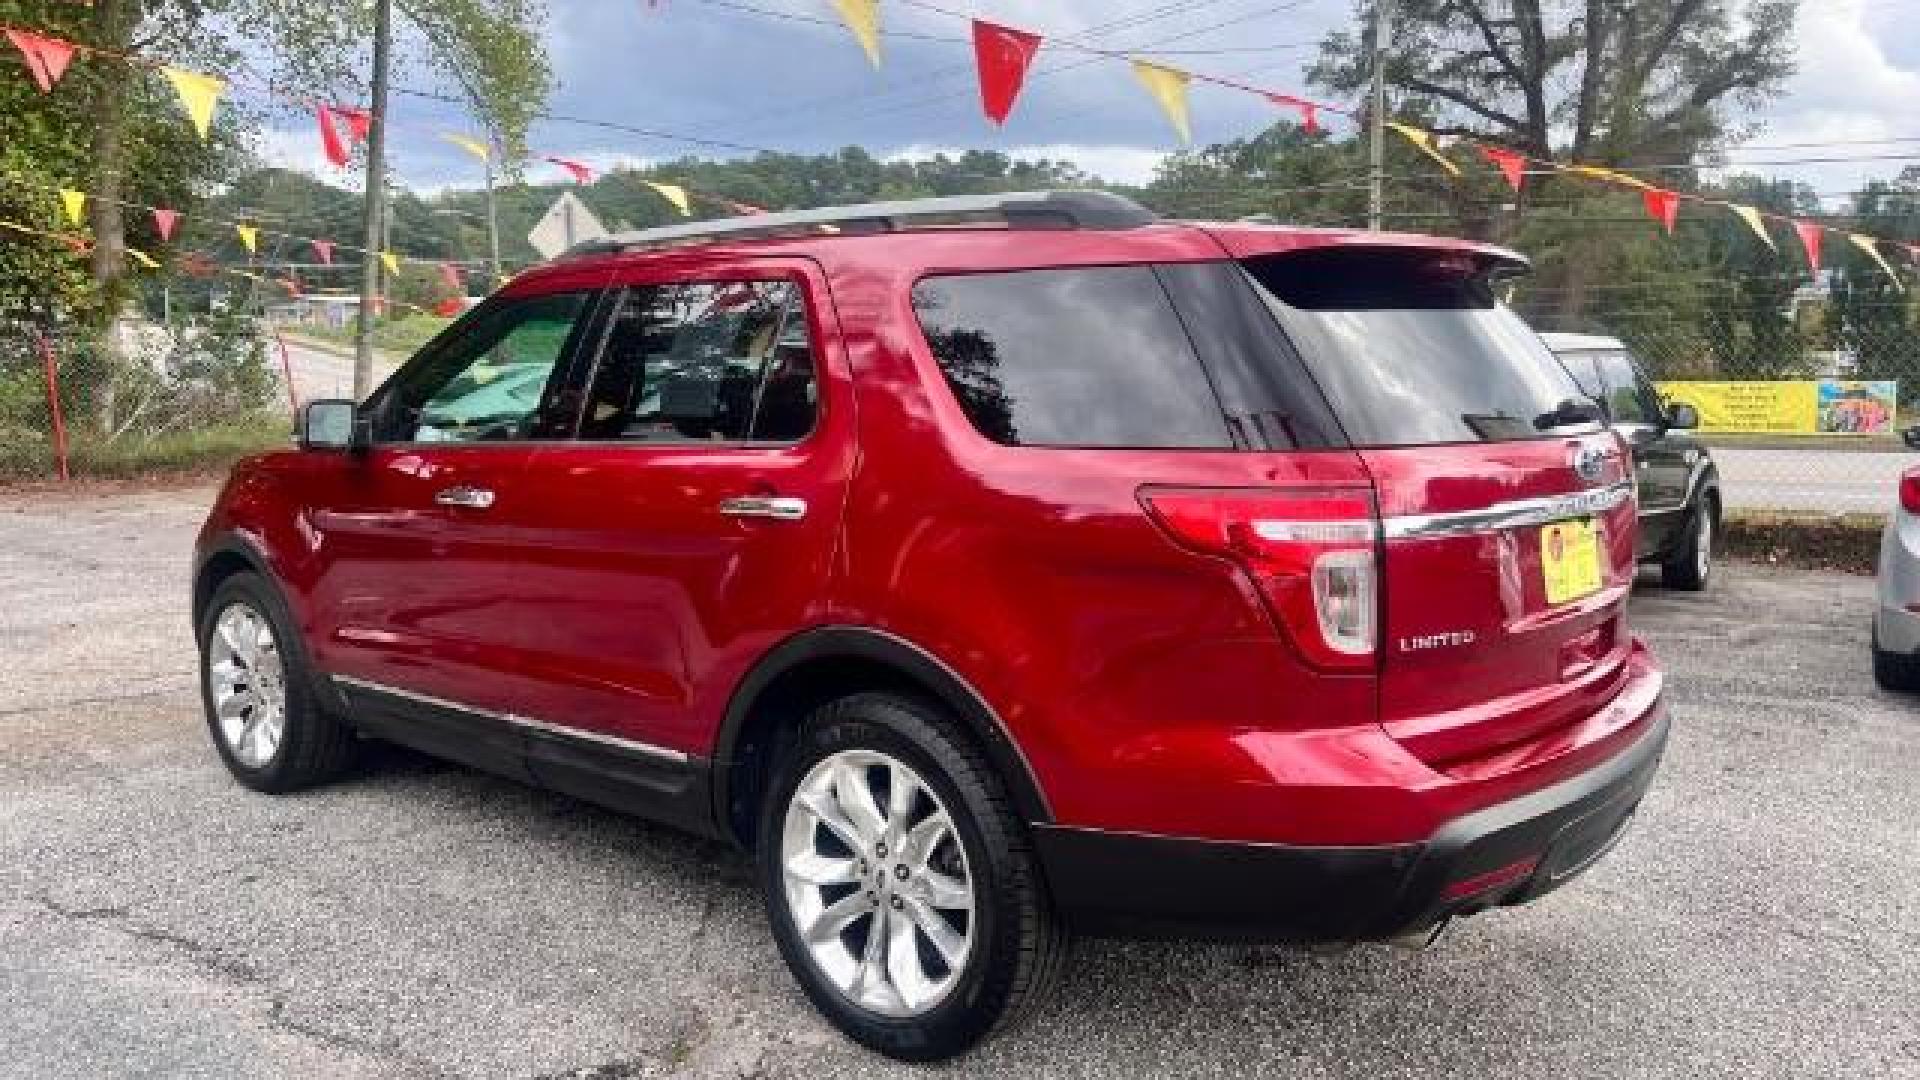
[1540,518,1603,605]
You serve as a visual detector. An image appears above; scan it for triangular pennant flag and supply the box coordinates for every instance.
[317,106,350,169]
[278,276,303,298]
[1265,94,1321,135]
[1729,204,1775,250]
[162,67,225,140]
[1849,234,1904,291]
[1479,145,1526,191]
[1793,220,1823,273]
[830,0,882,67]
[380,250,400,276]
[442,133,490,162]
[311,239,334,265]
[1130,60,1192,144]
[1386,122,1460,176]
[235,224,258,254]
[127,247,161,270]
[645,181,690,216]
[6,29,75,94]
[435,297,465,317]
[544,156,593,184]
[336,106,372,143]
[1641,188,1680,234]
[1566,165,1653,191]
[971,20,1042,126]
[152,207,178,242]
[58,189,86,226]
[439,262,463,294]
[718,198,766,216]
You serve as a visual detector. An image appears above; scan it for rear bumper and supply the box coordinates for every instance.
[1034,704,1669,942]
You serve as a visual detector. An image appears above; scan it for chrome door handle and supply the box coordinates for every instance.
[718,495,807,521]
[434,485,495,509]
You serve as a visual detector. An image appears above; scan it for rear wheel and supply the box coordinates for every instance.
[757,693,1066,1061]
[1872,625,1920,693]
[1662,497,1715,591]
[198,573,356,793]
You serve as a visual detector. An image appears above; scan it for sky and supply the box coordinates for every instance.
[260,0,1920,210]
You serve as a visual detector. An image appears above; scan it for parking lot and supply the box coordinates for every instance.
[1,484,1915,1079]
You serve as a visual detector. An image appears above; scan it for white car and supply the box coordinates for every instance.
[1874,434,1920,691]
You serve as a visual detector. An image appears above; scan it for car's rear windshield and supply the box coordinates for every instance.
[1242,247,1597,447]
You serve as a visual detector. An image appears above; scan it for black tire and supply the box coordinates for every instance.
[757,693,1067,1061]
[197,572,356,793]
[1662,494,1716,591]
[1872,625,1920,694]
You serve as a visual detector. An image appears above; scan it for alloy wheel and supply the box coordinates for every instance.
[780,749,975,1018]
[206,601,288,769]
[1696,512,1713,582]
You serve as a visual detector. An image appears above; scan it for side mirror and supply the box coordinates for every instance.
[1903,425,1920,451]
[1666,402,1699,431]
[298,399,364,452]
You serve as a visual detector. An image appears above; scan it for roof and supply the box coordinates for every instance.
[1538,332,1625,352]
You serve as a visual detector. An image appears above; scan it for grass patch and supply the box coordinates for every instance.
[299,314,451,358]
[0,418,292,483]
[1723,509,1884,575]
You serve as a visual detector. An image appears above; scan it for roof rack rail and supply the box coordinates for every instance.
[562,189,1156,258]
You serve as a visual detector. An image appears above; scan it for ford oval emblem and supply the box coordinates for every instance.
[1570,442,1610,484]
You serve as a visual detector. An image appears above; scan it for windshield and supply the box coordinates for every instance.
[1243,248,1597,447]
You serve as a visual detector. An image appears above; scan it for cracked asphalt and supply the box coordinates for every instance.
[2,484,1916,1079]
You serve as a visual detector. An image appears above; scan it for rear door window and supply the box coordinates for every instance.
[1590,350,1657,425]
[911,266,1234,449]
[1242,248,1596,447]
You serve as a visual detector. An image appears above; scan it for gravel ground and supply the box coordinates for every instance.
[1,485,1915,1079]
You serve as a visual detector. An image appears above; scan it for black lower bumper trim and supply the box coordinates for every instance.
[1034,709,1670,943]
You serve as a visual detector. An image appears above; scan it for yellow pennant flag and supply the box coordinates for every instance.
[380,250,401,276]
[830,0,881,67]
[442,133,490,162]
[1386,122,1461,177]
[162,66,225,140]
[645,181,691,216]
[1566,164,1653,191]
[1728,204,1775,250]
[1849,234,1906,292]
[58,188,86,226]
[235,224,258,254]
[1130,60,1192,144]
[127,247,161,270]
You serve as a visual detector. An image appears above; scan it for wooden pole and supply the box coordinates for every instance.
[352,0,393,401]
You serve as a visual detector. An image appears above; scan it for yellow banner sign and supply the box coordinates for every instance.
[1656,380,1898,435]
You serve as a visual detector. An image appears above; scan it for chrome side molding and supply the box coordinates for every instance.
[331,674,690,764]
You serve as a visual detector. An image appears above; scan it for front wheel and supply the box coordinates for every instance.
[1663,498,1716,591]
[757,693,1066,1061]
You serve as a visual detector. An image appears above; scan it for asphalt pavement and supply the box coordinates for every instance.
[4,485,1913,1078]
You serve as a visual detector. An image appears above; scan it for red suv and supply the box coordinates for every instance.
[193,191,1667,1060]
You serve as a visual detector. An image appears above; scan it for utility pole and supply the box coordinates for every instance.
[353,0,393,400]
[484,152,502,283]
[1367,0,1390,231]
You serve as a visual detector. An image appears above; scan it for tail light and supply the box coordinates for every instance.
[1901,467,1920,514]
[1140,487,1378,670]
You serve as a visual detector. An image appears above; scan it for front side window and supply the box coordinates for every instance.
[1243,248,1596,447]
[911,266,1234,448]
[377,291,592,443]
[578,280,817,443]
[1591,351,1656,425]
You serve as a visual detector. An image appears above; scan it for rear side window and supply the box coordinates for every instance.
[911,266,1234,449]
[1243,248,1595,447]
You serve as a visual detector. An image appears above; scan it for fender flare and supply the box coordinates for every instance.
[191,531,276,629]
[710,625,1054,834]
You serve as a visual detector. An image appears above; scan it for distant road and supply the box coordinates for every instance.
[275,334,397,404]
[1710,445,1907,514]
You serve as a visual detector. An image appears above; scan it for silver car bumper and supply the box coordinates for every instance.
[1876,509,1920,654]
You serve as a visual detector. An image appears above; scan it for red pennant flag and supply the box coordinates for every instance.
[151,207,179,242]
[1642,188,1680,234]
[439,262,463,294]
[335,106,372,143]
[1265,94,1321,135]
[1479,145,1526,192]
[7,29,75,94]
[971,19,1042,126]
[311,239,334,265]
[718,198,766,216]
[317,106,350,169]
[434,297,465,317]
[278,276,303,298]
[544,156,593,184]
[1792,220,1823,273]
